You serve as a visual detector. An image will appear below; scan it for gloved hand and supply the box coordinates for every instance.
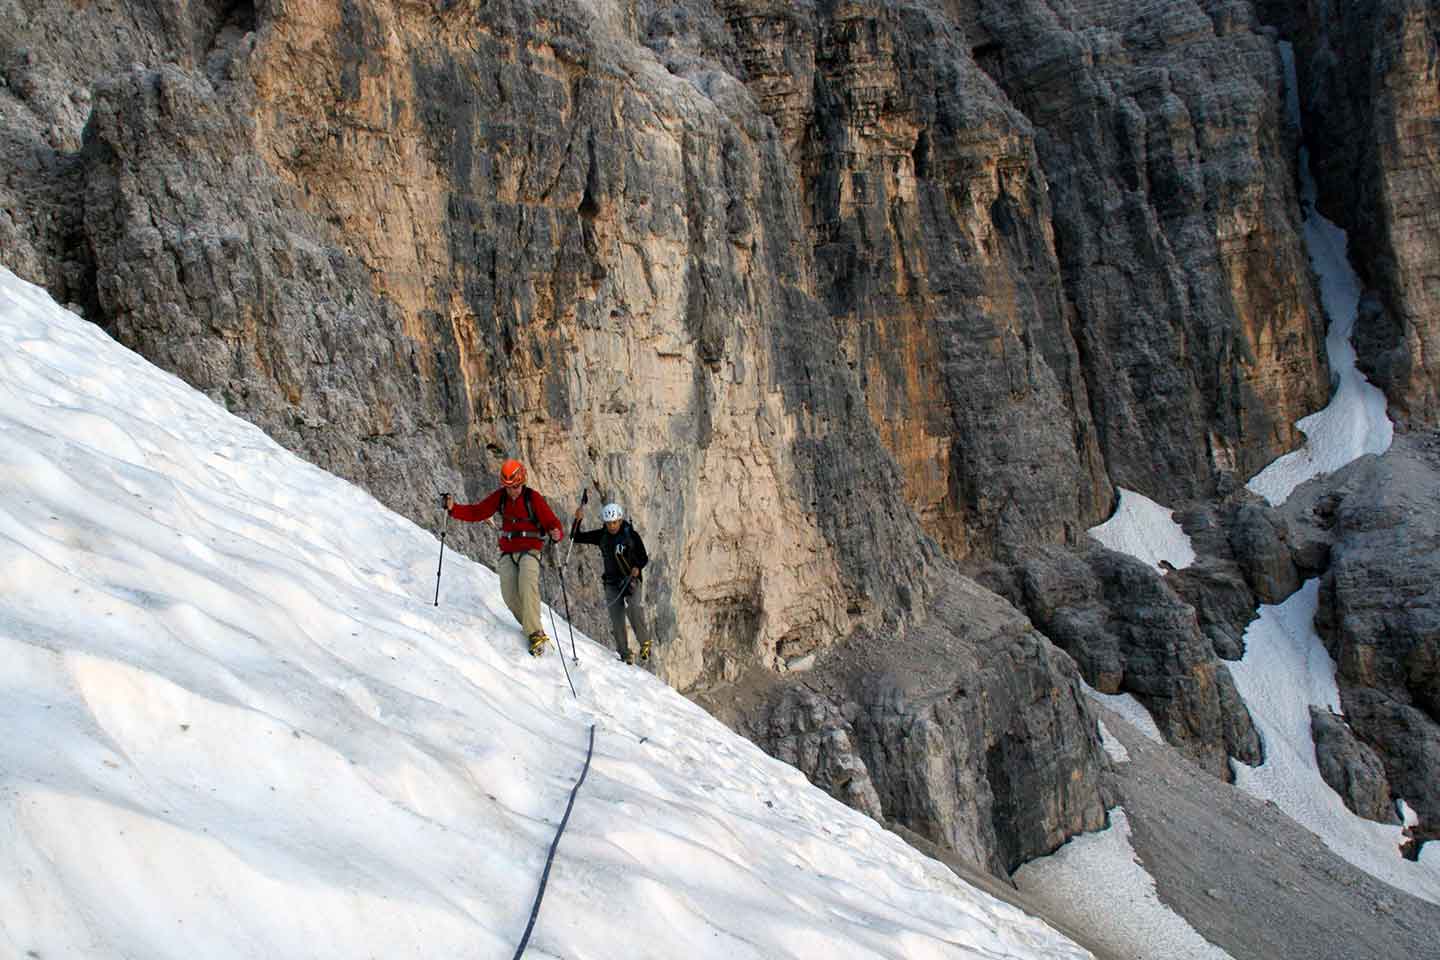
[441,493,453,510]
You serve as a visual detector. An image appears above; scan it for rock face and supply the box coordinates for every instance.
[1285,431,1440,857]
[714,1,1113,560]
[1229,501,1304,603]
[729,569,1110,878]
[981,543,1262,779]
[1273,0,1440,429]
[961,0,1331,500]
[1309,705,1398,825]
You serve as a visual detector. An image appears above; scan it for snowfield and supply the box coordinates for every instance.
[0,268,1099,958]
[1087,488,1196,574]
[1014,809,1231,960]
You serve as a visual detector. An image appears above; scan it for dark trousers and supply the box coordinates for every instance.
[605,579,649,660]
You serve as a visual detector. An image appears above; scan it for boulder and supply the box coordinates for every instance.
[1309,705,1398,824]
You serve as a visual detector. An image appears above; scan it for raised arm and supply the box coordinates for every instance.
[447,489,503,523]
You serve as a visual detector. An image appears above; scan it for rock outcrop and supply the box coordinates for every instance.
[714,1,1113,560]
[1285,431,1440,857]
[1309,705,1399,825]
[981,543,1262,779]
[725,568,1110,878]
[961,0,1331,501]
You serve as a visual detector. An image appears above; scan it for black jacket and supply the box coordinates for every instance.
[574,520,648,585]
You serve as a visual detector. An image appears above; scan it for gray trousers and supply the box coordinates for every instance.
[605,579,650,660]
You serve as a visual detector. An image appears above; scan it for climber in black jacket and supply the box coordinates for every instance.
[572,501,652,664]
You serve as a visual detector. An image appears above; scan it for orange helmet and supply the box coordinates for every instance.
[500,459,526,488]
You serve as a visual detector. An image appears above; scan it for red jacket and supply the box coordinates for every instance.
[449,487,563,554]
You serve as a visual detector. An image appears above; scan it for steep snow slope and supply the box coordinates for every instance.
[0,268,1093,958]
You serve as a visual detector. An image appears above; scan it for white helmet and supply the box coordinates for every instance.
[601,503,624,523]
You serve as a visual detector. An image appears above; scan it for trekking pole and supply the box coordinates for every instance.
[562,488,588,569]
[434,495,449,607]
[556,554,579,665]
[542,543,578,699]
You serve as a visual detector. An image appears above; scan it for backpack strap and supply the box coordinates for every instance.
[500,487,544,541]
[614,520,634,575]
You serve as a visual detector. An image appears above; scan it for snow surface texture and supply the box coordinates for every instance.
[0,268,1098,958]
[1228,583,1440,903]
[1087,488,1196,574]
[1014,809,1232,960]
[1246,43,1393,505]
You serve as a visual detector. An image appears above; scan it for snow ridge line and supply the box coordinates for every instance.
[512,722,598,959]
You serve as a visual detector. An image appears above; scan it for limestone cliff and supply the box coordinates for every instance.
[959,0,1332,500]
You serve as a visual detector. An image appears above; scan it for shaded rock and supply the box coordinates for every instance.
[712,0,1113,560]
[1230,502,1303,603]
[763,685,885,821]
[968,0,1331,498]
[735,570,1109,880]
[1309,706,1398,824]
[1162,503,1263,661]
[1408,635,1440,723]
[1000,543,1262,779]
[1341,692,1440,857]
[1167,555,1258,663]
[1277,0,1440,429]
[1287,431,1440,857]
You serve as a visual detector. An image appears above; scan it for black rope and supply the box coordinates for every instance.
[539,548,577,700]
[511,723,596,960]
[601,574,635,611]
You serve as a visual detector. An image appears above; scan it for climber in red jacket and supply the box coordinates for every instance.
[443,459,564,657]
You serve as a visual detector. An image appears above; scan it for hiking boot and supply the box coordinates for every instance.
[622,648,636,665]
[528,632,549,657]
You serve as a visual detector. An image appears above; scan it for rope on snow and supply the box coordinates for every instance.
[511,723,597,959]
